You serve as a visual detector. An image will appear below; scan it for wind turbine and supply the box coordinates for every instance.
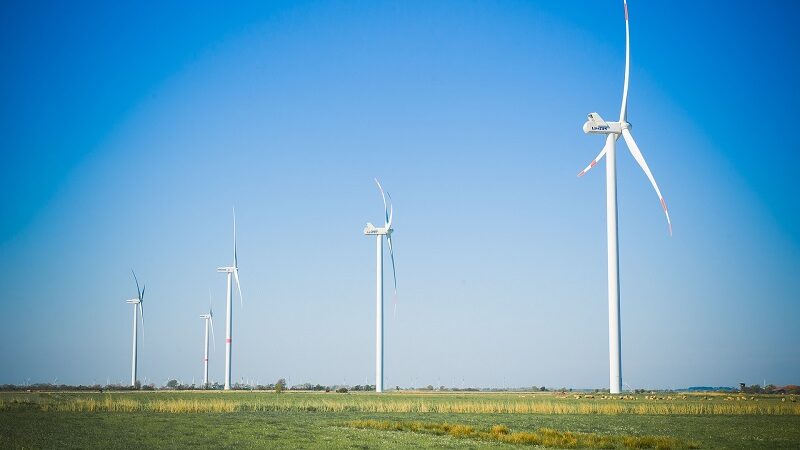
[200,302,216,389]
[217,209,243,390]
[125,270,145,387]
[577,0,672,394]
[363,178,397,393]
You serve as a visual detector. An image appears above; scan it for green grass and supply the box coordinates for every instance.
[1,391,799,448]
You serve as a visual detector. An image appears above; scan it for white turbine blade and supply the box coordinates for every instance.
[210,316,216,352]
[387,234,397,294]
[386,192,393,228]
[621,128,672,235]
[619,0,631,122]
[577,141,609,177]
[132,270,142,300]
[234,268,243,307]
[387,234,398,316]
[138,302,144,338]
[233,207,238,269]
[374,178,389,226]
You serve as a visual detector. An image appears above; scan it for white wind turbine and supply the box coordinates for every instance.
[577,0,672,394]
[363,178,397,393]
[125,270,145,387]
[217,209,243,390]
[200,301,216,389]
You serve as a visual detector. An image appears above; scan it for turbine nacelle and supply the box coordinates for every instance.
[363,222,392,236]
[125,299,140,304]
[582,113,631,135]
[216,266,235,273]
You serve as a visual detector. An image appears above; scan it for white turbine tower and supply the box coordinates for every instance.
[200,303,216,389]
[217,209,243,390]
[363,179,397,393]
[577,0,672,394]
[125,270,145,387]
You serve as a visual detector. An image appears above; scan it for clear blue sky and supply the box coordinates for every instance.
[1,0,798,389]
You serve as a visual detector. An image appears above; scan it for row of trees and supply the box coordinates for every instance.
[6,381,798,394]
[739,383,800,395]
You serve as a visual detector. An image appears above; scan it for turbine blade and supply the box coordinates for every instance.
[140,285,145,301]
[375,178,389,227]
[387,234,398,316]
[210,316,216,353]
[138,302,144,338]
[577,141,610,177]
[386,192,393,228]
[234,268,243,307]
[387,234,397,294]
[620,0,630,122]
[233,207,238,269]
[621,128,672,235]
[132,270,141,300]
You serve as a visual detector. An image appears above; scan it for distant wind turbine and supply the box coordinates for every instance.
[363,179,397,393]
[217,209,243,390]
[200,301,216,389]
[577,0,672,394]
[125,270,145,387]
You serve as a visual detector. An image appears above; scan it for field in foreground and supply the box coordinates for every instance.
[1,391,799,448]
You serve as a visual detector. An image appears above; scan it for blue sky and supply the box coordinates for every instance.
[1,0,798,389]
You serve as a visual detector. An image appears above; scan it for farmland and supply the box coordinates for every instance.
[1,391,799,448]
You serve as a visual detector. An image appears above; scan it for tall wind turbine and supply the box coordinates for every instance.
[217,209,243,390]
[363,179,397,393]
[125,270,145,387]
[577,0,672,394]
[200,303,216,389]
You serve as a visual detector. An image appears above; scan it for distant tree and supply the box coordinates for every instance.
[747,384,763,394]
[336,387,348,394]
[426,385,434,391]
[275,378,286,394]
[134,380,141,390]
[166,379,179,389]
[540,386,547,392]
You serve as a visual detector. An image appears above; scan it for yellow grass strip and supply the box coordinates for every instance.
[345,419,699,449]
[15,393,800,415]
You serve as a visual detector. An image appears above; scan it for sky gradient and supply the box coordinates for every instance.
[1,0,799,389]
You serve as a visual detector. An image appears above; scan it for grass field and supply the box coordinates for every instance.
[1,391,798,448]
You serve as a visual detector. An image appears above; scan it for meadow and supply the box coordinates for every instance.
[1,390,799,448]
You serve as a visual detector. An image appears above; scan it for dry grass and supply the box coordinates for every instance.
[2,392,797,416]
[344,419,698,449]
[39,396,236,413]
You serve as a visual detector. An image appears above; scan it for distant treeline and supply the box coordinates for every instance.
[2,382,798,395]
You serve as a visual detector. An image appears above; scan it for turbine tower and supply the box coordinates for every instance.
[200,305,216,389]
[217,209,243,390]
[125,270,145,387]
[363,179,397,393]
[577,0,672,394]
